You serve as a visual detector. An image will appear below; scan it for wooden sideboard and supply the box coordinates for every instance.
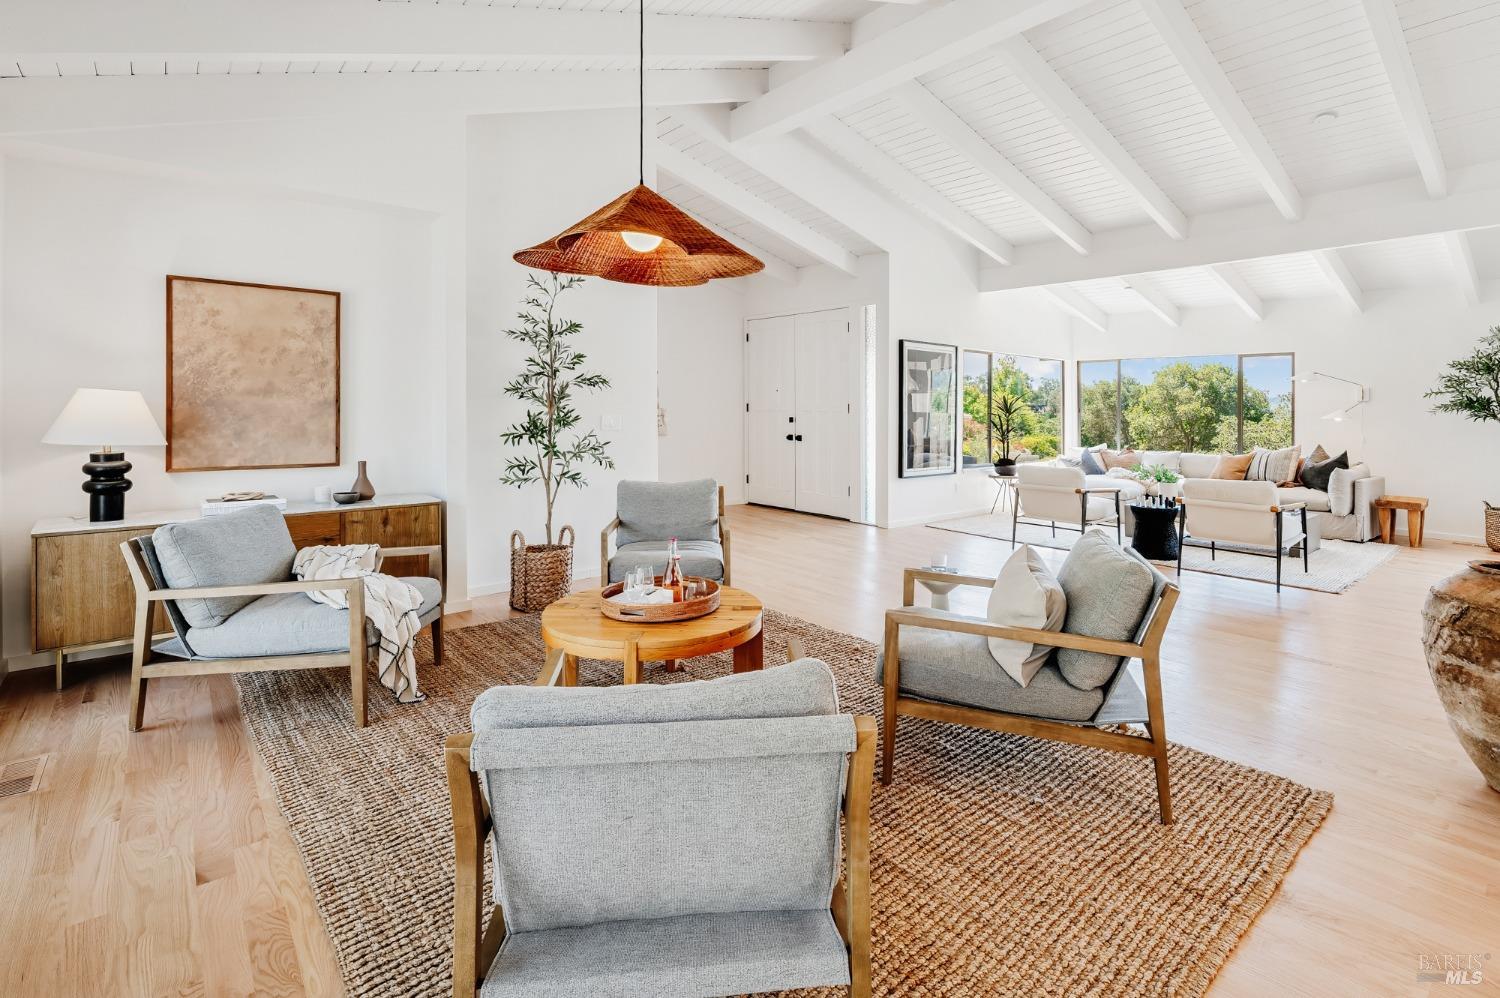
[31,493,444,689]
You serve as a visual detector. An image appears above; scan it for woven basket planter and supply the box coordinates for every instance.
[509,526,574,612]
[1486,502,1500,552]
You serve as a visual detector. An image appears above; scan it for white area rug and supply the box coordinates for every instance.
[930,514,1397,593]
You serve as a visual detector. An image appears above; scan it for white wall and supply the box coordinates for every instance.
[658,279,748,503]
[1070,290,1500,541]
[465,109,660,594]
[0,155,445,667]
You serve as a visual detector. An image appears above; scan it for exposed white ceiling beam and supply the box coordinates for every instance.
[995,36,1186,240]
[656,144,859,276]
[1203,263,1264,320]
[672,207,799,285]
[0,70,764,135]
[804,117,1014,265]
[0,0,844,64]
[1139,0,1302,221]
[892,81,1092,254]
[979,160,1500,291]
[1311,249,1364,312]
[1124,276,1181,327]
[1443,230,1480,305]
[670,104,940,258]
[1360,0,1446,198]
[729,0,1096,142]
[1041,286,1108,332]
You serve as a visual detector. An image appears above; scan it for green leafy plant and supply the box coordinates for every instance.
[1426,328,1500,425]
[988,390,1033,463]
[1130,463,1181,485]
[499,273,614,545]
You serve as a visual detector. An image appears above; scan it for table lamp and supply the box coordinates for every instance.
[43,388,166,522]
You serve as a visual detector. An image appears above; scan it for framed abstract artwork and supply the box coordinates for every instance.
[166,275,341,472]
[898,339,959,478]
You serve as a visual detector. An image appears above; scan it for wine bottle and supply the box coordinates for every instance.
[663,536,685,602]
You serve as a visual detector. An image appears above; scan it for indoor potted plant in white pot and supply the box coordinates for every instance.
[500,273,614,611]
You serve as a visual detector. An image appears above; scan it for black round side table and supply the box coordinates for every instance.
[1130,501,1183,561]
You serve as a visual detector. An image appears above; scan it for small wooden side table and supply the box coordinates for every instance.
[539,586,764,686]
[1376,495,1429,547]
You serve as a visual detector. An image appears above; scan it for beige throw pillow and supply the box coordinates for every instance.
[986,545,1067,687]
[1102,448,1140,471]
[1210,452,1252,480]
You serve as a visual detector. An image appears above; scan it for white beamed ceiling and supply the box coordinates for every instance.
[377,0,872,20]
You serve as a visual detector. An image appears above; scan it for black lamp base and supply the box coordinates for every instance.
[82,451,133,522]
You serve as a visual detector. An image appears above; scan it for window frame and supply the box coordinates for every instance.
[961,350,1067,471]
[1075,351,1295,453]
[961,349,994,471]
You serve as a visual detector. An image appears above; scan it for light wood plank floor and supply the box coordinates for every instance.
[2,504,1497,997]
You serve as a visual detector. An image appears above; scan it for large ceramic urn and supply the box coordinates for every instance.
[1422,561,1500,792]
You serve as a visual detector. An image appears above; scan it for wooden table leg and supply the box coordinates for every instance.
[562,653,578,687]
[623,642,641,685]
[55,649,65,692]
[1409,509,1425,548]
[733,629,765,674]
[1378,507,1395,544]
[662,659,686,673]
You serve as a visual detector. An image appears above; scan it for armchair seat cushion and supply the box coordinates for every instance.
[480,909,851,998]
[181,576,441,659]
[608,540,724,584]
[875,626,1104,722]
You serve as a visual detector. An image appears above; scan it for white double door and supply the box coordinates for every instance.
[744,308,856,519]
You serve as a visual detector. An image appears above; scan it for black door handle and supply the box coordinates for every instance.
[795,434,804,441]
[788,416,795,423]
[786,434,794,441]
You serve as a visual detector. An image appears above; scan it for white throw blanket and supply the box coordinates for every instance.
[293,544,426,704]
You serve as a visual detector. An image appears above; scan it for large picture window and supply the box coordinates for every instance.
[961,352,1064,467]
[1077,352,1293,452]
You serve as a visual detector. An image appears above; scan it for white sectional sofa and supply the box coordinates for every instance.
[1059,448,1385,542]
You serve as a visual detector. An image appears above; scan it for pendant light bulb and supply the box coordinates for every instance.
[621,231,664,253]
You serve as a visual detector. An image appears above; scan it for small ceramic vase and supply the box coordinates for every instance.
[350,461,376,501]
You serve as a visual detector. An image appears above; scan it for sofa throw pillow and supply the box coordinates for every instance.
[985,545,1067,687]
[1245,444,1300,484]
[1210,452,1253,480]
[1102,448,1140,471]
[1305,444,1331,466]
[1299,450,1348,491]
[1079,447,1107,476]
[1054,531,1156,690]
[1139,450,1182,473]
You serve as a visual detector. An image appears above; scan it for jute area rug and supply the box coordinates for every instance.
[235,610,1332,998]
[930,515,1396,594]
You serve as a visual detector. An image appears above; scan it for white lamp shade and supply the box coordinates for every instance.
[42,388,166,448]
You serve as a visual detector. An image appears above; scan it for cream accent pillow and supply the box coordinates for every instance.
[986,545,1067,687]
[1102,448,1141,471]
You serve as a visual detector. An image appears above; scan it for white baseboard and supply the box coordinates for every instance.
[887,505,994,530]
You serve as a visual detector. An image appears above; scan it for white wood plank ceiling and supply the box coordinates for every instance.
[7,0,1500,301]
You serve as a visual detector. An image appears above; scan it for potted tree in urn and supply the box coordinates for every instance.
[500,273,614,611]
[1425,327,1500,550]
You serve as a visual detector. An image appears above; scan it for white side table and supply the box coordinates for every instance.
[989,474,1018,514]
[917,566,961,610]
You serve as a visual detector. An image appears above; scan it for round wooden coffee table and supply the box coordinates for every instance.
[539,586,764,686]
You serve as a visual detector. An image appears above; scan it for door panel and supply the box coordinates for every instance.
[793,309,854,518]
[744,316,797,510]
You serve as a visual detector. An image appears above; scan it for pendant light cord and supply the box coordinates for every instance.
[638,0,645,186]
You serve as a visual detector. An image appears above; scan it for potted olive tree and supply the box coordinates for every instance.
[1425,327,1500,551]
[500,273,614,611]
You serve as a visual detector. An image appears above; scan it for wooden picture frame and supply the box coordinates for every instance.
[166,275,341,472]
[898,339,959,478]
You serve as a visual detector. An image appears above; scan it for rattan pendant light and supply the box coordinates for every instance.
[512,1,763,287]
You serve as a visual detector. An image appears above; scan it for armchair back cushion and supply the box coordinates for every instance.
[615,478,718,546]
[1017,464,1089,523]
[468,660,853,933]
[1054,530,1157,691]
[1182,478,1282,547]
[151,505,296,628]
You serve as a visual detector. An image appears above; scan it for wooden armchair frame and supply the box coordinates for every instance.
[446,637,873,998]
[600,483,732,586]
[883,568,1181,824]
[120,541,443,732]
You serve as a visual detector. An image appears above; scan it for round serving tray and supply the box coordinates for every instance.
[599,577,721,623]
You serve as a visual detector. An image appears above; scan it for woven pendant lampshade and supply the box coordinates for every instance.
[513,184,763,287]
[511,0,763,287]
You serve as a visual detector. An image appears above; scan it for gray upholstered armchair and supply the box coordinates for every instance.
[120,504,443,731]
[447,658,875,998]
[880,531,1180,823]
[600,478,730,586]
